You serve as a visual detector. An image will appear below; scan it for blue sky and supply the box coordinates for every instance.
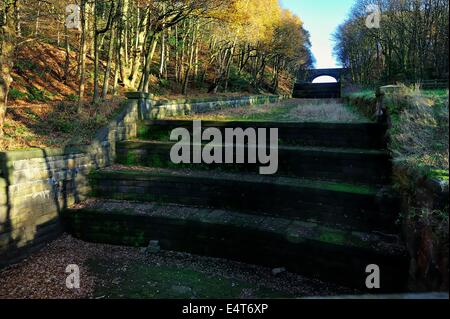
[280,0,355,68]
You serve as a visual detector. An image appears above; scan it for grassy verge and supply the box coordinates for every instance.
[385,85,449,178]
[344,89,377,120]
[384,85,448,290]
[0,98,126,151]
[345,89,376,100]
[168,99,369,123]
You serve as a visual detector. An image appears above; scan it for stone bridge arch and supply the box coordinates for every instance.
[293,68,349,98]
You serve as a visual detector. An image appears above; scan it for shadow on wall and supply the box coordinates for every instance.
[0,145,111,268]
[0,96,144,268]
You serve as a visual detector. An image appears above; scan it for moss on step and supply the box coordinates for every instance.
[118,140,389,156]
[64,205,404,253]
[137,125,173,141]
[321,182,375,195]
[318,227,348,246]
[90,168,378,196]
[87,260,293,299]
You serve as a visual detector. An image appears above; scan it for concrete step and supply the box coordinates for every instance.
[63,199,409,292]
[293,83,341,98]
[90,168,399,232]
[116,140,392,185]
[138,120,387,149]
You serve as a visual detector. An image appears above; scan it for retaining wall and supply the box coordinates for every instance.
[345,86,449,291]
[133,93,290,119]
[0,93,287,267]
[0,99,140,267]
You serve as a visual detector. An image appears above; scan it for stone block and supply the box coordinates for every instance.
[380,85,402,95]
[125,91,151,99]
[0,204,8,224]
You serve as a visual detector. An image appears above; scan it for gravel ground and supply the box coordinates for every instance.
[0,234,357,299]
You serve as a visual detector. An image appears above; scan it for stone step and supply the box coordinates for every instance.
[90,168,399,232]
[293,83,341,99]
[138,120,387,149]
[116,140,392,185]
[63,200,409,292]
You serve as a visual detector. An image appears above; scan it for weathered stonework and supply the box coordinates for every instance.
[0,98,140,267]
[395,166,449,292]
[0,93,287,267]
[345,85,449,291]
[132,94,291,119]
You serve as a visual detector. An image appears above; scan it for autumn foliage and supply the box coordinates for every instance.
[0,0,314,134]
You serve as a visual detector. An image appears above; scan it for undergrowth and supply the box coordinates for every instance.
[385,84,449,179]
[0,98,125,151]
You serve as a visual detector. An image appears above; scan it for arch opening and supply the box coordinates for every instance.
[312,75,338,83]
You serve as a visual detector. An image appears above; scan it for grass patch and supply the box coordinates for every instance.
[428,169,449,182]
[0,98,126,151]
[167,99,369,123]
[344,89,378,120]
[385,84,449,179]
[346,89,376,100]
[88,260,293,299]
[388,85,448,265]
[422,89,449,98]
[8,88,28,100]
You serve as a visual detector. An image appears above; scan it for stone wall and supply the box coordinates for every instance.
[0,93,287,267]
[396,167,449,292]
[377,86,449,291]
[0,98,140,267]
[131,93,291,119]
[347,86,449,291]
[344,93,378,121]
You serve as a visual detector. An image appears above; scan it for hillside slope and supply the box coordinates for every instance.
[1,41,293,151]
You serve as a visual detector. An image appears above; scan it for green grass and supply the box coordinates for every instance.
[27,86,52,102]
[88,260,293,299]
[92,168,377,195]
[8,88,28,100]
[346,90,376,100]
[386,84,449,178]
[428,169,449,182]
[1,98,126,151]
[422,89,449,98]
[167,100,369,123]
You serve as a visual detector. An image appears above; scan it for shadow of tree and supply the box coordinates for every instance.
[0,146,90,268]
[0,97,135,268]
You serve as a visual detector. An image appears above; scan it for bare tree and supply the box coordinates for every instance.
[0,0,17,136]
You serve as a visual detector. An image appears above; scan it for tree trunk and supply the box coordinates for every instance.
[102,22,116,99]
[175,25,179,83]
[129,6,147,89]
[182,20,197,95]
[0,0,16,137]
[93,0,100,102]
[77,0,87,113]
[35,1,40,37]
[63,22,70,84]
[119,0,131,88]
[159,28,165,77]
[112,44,120,96]
[88,1,95,58]
[14,1,20,37]
[139,33,159,93]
